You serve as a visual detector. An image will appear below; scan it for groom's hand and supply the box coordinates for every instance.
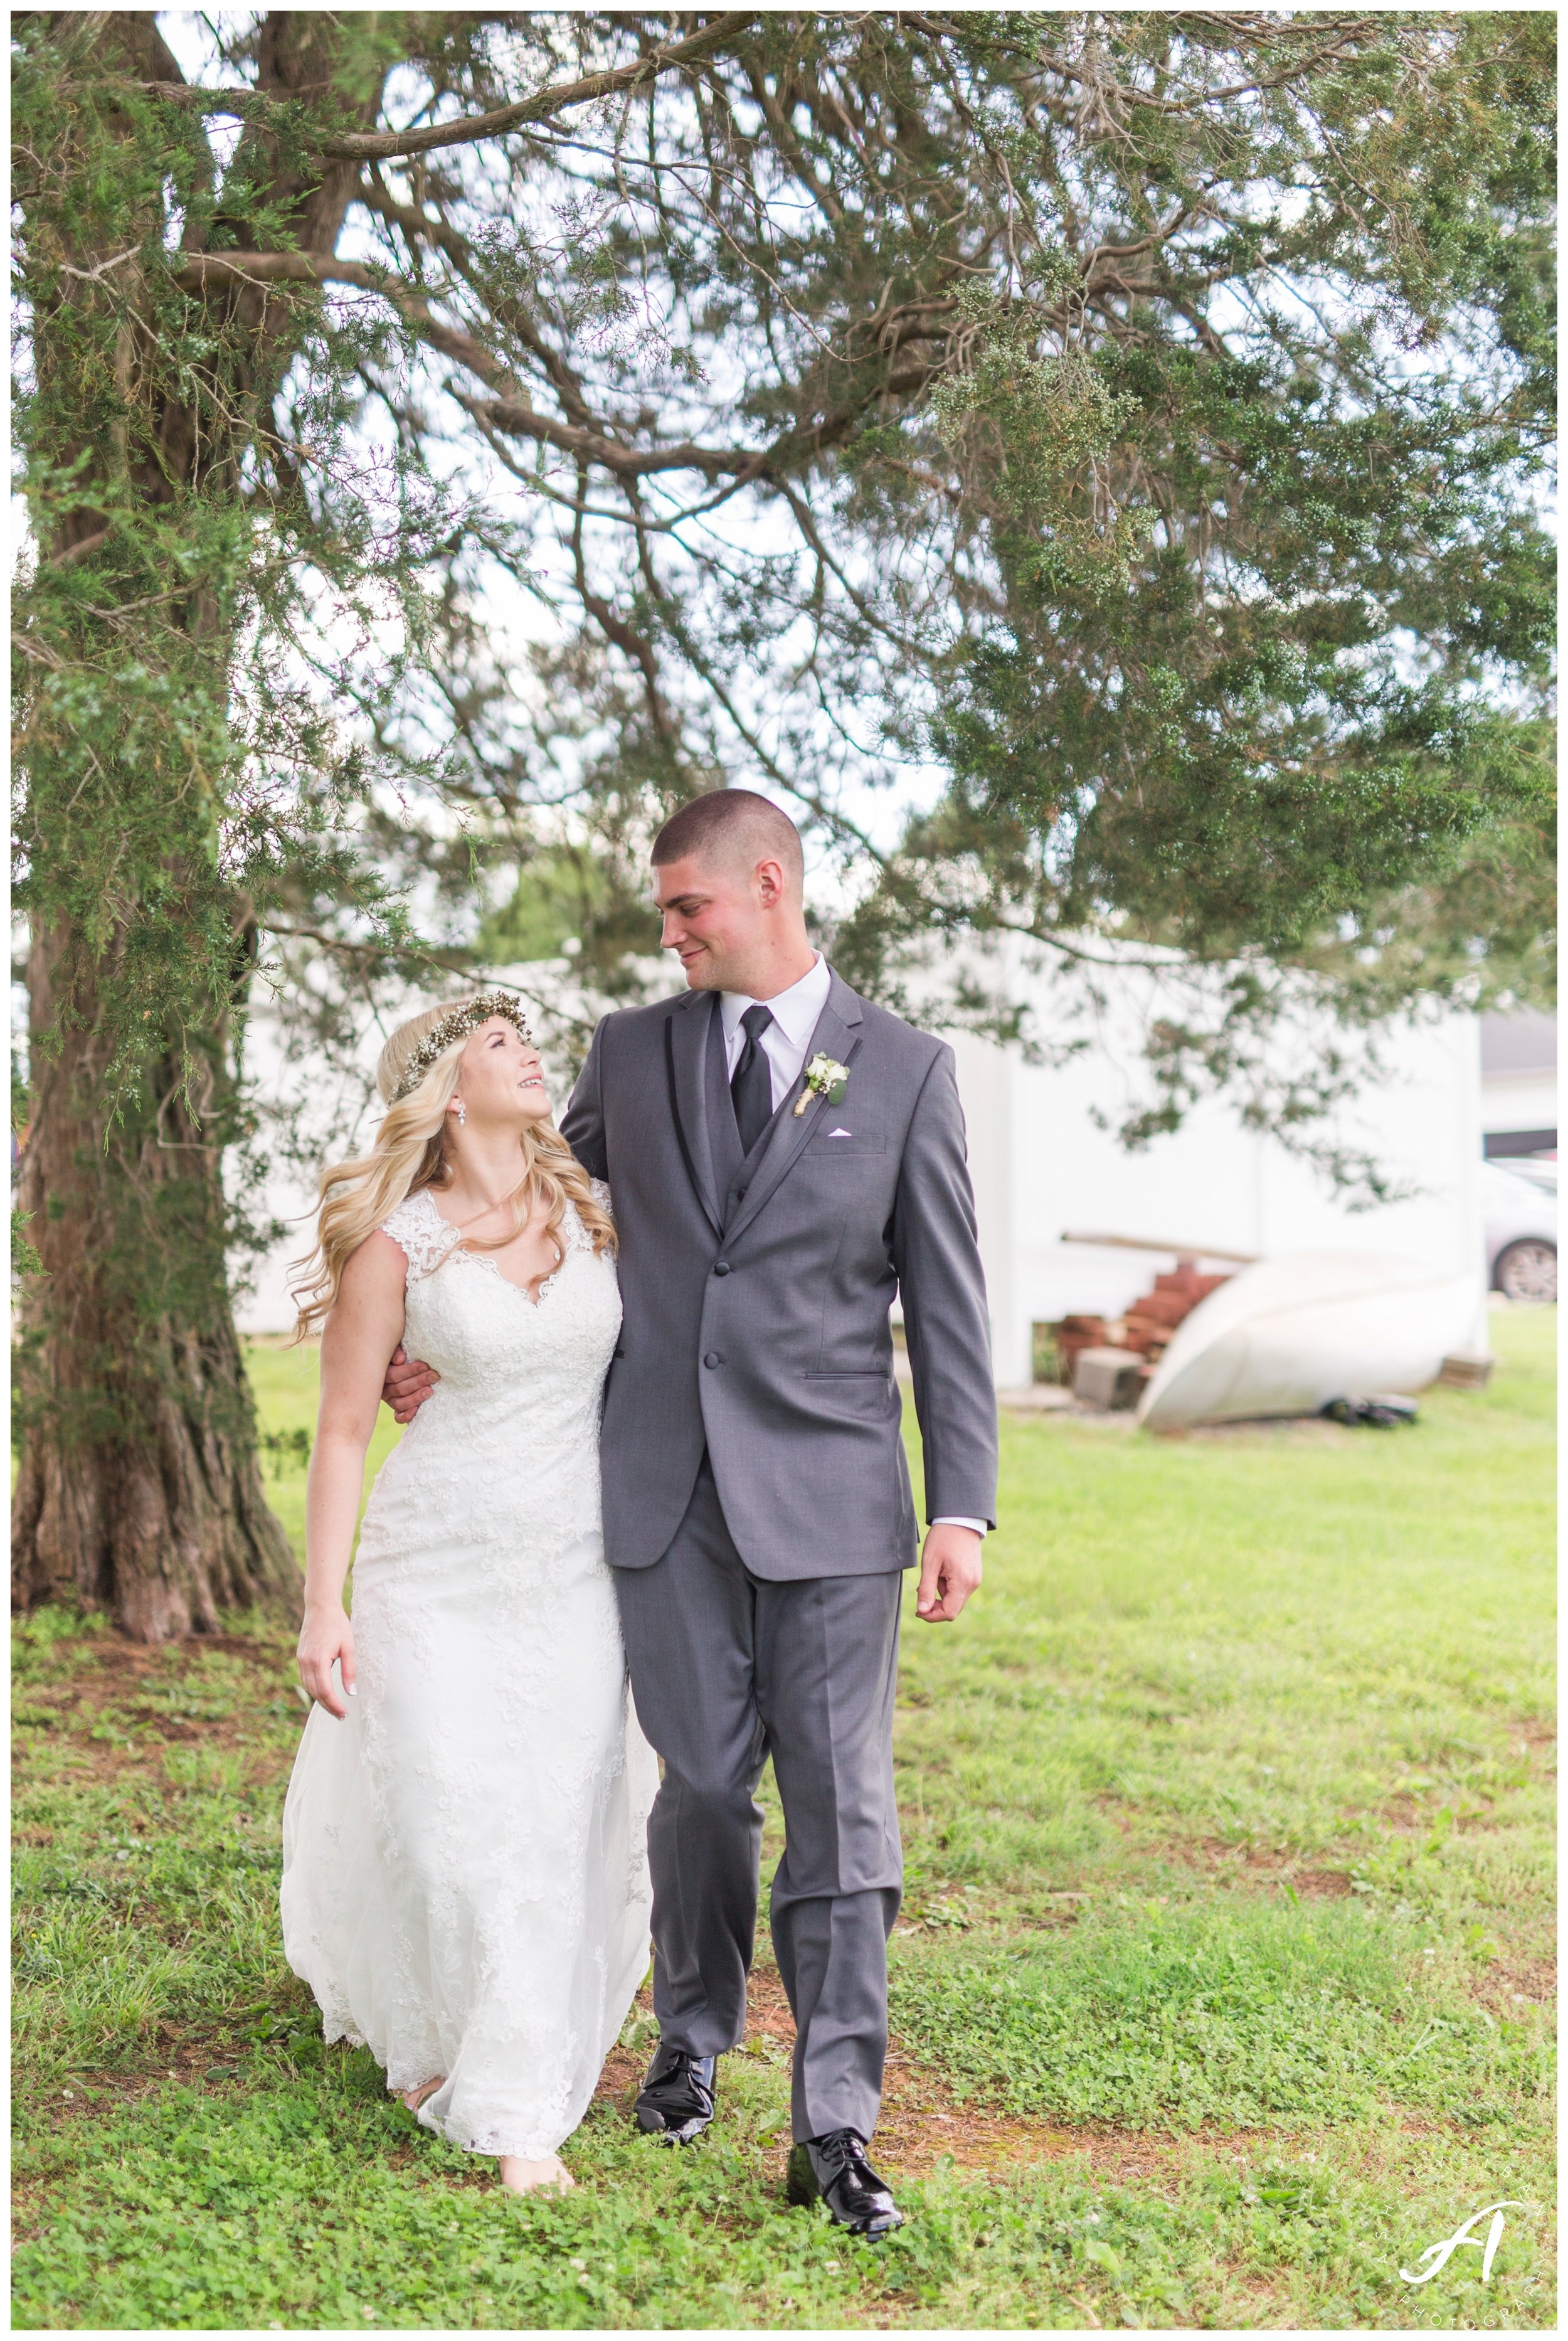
[381,1342,439,1423]
[915,1524,983,1624]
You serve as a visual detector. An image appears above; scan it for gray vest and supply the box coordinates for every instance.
[704,1005,788,1227]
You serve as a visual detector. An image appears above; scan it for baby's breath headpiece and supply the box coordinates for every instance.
[393,991,533,1103]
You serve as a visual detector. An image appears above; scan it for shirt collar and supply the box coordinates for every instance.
[720,952,829,1048]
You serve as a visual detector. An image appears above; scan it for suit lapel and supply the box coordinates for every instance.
[665,991,724,1237]
[722,969,864,1246]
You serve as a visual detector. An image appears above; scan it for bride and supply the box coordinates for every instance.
[280,990,655,2195]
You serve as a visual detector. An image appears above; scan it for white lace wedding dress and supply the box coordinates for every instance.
[280,1183,656,2162]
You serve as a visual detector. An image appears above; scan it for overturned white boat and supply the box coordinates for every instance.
[1137,1251,1485,1431]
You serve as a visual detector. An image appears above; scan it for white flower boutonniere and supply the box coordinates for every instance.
[793,1052,849,1118]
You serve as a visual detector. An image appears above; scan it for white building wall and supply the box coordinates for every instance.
[948,999,1486,1389]
[1481,1070,1557,1144]
[1478,1009,1556,1157]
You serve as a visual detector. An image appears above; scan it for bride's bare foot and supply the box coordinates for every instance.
[499,2153,575,2195]
[399,2076,446,2114]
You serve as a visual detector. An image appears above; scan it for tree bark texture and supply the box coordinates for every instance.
[13,11,383,1636]
[11,930,303,1638]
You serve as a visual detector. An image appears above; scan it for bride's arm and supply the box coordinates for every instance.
[298,1232,407,1719]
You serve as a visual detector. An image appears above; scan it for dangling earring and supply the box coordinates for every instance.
[451,1098,467,1127]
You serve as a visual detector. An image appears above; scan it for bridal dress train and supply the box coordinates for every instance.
[281,1184,657,2162]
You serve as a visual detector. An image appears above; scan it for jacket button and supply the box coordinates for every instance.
[713,1261,731,1277]
[703,1351,722,1369]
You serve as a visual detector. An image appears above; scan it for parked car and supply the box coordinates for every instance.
[1481,1160,1557,1302]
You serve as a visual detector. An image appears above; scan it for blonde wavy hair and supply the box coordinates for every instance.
[290,994,615,1338]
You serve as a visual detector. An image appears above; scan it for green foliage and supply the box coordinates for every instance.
[474,847,662,985]
[827,13,1556,1130]
[9,16,457,1550]
[12,12,1558,1211]
[928,289,1143,583]
[12,1206,44,1283]
[12,14,428,1115]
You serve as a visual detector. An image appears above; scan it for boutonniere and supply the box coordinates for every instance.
[793,1053,849,1117]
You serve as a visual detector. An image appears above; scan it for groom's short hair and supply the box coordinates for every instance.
[652,789,804,891]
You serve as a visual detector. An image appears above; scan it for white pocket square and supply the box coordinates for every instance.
[827,1127,852,1137]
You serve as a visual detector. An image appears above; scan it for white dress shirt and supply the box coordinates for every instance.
[718,955,986,1541]
[719,951,833,1109]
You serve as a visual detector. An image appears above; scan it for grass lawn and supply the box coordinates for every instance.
[12,1309,1555,2329]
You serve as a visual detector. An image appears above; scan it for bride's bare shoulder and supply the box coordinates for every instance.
[339,1226,411,1295]
[320,1228,410,1354]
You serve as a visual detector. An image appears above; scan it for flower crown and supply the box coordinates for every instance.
[392,991,534,1103]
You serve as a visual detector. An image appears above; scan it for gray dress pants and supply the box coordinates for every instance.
[613,1459,904,2144]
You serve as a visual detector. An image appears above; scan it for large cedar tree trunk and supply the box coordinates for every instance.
[11,929,300,1638]
[12,11,382,1637]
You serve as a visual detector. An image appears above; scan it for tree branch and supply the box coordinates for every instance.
[169,252,514,389]
[175,250,938,490]
[122,16,758,161]
[465,361,942,484]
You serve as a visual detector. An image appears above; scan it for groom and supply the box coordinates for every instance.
[387,790,997,2236]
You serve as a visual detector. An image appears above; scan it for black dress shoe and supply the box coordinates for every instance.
[635,2042,716,2145]
[786,2129,904,2238]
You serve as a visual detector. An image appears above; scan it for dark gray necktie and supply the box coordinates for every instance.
[730,1004,775,1155]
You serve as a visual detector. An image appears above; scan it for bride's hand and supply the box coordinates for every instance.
[298,1606,356,1719]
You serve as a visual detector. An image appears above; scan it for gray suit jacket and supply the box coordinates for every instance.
[560,965,998,1579]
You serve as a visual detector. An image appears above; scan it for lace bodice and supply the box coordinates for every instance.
[380,1179,611,1298]
[379,1186,463,1287]
[356,1181,623,1589]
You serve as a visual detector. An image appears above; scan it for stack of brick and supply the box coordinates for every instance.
[1122,1266,1231,1363]
[1044,1265,1234,1398]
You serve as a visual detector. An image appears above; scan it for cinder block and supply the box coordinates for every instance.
[1073,1346,1146,1411]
